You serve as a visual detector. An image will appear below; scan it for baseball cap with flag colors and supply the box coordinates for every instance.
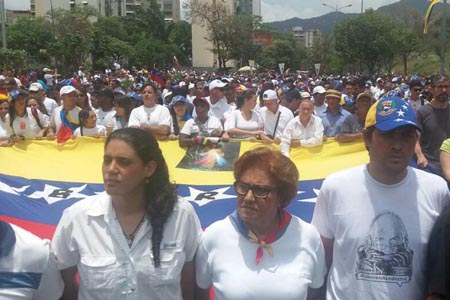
[364,96,422,132]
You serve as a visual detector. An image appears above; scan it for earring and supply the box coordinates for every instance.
[144,177,150,184]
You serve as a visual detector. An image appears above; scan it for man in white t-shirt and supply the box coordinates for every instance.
[258,89,294,144]
[311,96,450,300]
[95,88,115,126]
[206,79,232,122]
[312,86,327,115]
[29,82,58,115]
[47,85,81,139]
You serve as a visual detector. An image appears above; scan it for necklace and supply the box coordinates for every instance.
[123,215,146,248]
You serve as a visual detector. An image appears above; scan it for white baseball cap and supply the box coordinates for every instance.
[60,85,76,96]
[312,86,326,94]
[262,89,278,101]
[209,79,227,90]
[29,82,43,92]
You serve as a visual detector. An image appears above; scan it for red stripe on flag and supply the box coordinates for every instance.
[0,215,57,240]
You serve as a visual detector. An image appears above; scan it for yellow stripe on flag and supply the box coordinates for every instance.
[424,0,440,34]
[0,138,368,184]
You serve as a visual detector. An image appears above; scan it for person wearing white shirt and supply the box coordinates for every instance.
[179,97,224,147]
[28,82,58,115]
[95,88,115,127]
[128,83,171,139]
[312,86,327,115]
[0,220,63,300]
[280,99,324,157]
[223,90,264,140]
[206,79,232,122]
[257,89,294,144]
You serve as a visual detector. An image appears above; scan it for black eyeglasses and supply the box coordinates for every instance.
[234,181,276,198]
[413,88,422,92]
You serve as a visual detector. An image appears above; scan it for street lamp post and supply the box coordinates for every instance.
[322,2,352,13]
[322,3,352,25]
[0,0,6,49]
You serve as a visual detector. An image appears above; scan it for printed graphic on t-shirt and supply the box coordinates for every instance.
[355,211,413,286]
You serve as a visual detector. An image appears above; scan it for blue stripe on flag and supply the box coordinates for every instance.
[0,272,42,289]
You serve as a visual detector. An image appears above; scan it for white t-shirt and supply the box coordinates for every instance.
[180,116,223,137]
[314,103,327,115]
[52,193,201,300]
[128,105,171,128]
[50,106,81,132]
[104,111,128,132]
[0,115,12,140]
[0,222,63,300]
[73,125,106,137]
[95,108,116,127]
[224,109,262,138]
[11,107,49,139]
[311,165,450,300]
[206,96,232,120]
[258,105,294,138]
[43,97,58,115]
[44,73,54,87]
[196,214,326,300]
[280,115,324,157]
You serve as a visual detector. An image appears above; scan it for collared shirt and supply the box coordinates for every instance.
[318,107,351,137]
[280,115,324,157]
[52,192,201,300]
[258,105,294,138]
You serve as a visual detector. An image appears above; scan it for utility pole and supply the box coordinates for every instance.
[0,0,6,49]
[440,0,448,75]
[361,0,364,13]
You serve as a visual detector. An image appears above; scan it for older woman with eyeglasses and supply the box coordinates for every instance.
[195,147,326,300]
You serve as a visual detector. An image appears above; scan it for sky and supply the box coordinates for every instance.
[5,0,401,22]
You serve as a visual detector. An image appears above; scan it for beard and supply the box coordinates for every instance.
[436,93,449,103]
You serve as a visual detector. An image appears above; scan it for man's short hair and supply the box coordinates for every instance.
[431,74,449,87]
[352,77,366,88]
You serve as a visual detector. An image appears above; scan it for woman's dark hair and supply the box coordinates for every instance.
[78,108,92,136]
[76,86,91,109]
[105,128,177,267]
[233,147,299,208]
[114,95,133,123]
[9,89,29,127]
[236,90,256,110]
[26,94,48,116]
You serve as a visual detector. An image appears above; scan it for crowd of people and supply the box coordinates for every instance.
[1,66,450,299]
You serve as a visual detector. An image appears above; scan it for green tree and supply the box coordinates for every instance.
[394,24,422,74]
[167,21,192,65]
[0,49,28,71]
[49,5,96,74]
[91,16,134,70]
[334,10,398,76]
[7,17,53,65]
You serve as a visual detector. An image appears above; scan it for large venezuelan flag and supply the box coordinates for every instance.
[0,138,368,240]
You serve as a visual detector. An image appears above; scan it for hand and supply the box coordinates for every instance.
[417,154,428,168]
[291,140,301,148]
[47,132,55,140]
[221,133,230,142]
[260,134,272,144]
[168,134,178,140]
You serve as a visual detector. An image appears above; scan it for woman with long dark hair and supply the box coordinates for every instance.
[52,128,201,300]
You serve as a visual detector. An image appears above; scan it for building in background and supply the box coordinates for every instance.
[30,0,180,21]
[192,0,261,69]
[292,26,322,48]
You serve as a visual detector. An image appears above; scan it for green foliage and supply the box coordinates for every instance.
[0,49,28,71]
[7,17,53,63]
